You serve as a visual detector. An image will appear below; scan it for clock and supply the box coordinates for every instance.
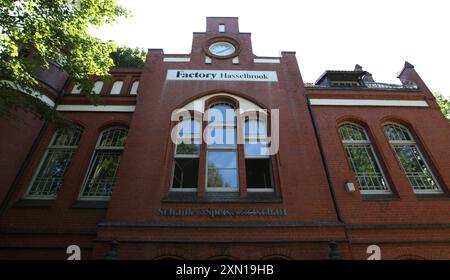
[208,41,236,57]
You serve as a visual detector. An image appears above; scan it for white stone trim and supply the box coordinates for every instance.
[1,80,55,107]
[56,105,135,112]
[253,58,281,64]
[163,57,191,62]
[309,99,429,107]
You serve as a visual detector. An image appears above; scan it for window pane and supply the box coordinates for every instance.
[27,128,82,198]
[206,127,236,147]
[339,124,367,141]
[393,144,439,191]
[52,128,82,146]
[92,81,103,94]
[99,128,128,147]
[172,158,199,188]
[28,149,75,197]
[245,140,269,156]
[176,142,200,155]
[384,124,412,141]
[178,119,201,139]
[208,103,235,124]
[208,151,237,168]
[110,81,123,95]
[207,151,238,189]
[207,168,238,189]
[71,83,81,94]
[130,81,139,95]
[244,119,267,137]
[246,159,273,189]
[83,151,121,197]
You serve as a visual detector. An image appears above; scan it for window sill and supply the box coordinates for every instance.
[415,193,450,200]
[71,200,109,209]
[162,192,282,203]
[361,193,399,201]
[13,199,54,208]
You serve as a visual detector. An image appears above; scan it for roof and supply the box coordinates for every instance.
[315,70,368,85]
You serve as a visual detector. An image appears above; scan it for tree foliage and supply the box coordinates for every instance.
[0,0,129,125]
[434,92,450,122]
[110,46,146,68]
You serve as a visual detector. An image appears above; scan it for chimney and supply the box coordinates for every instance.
[206,17,239,33]
[355,64,375,82]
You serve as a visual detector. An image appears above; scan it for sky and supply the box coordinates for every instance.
[90,0,450,97]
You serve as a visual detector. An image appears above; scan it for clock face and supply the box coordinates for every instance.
[208,42,236,57]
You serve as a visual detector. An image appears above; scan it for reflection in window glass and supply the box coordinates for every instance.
[339,123,390,193]
[384,123,441,193]
[130,81,139,95]
[244,117,274,190]
[171,118,201,190]
[27,127,83,198]
[81,127,128,199]
[110,81,123,95]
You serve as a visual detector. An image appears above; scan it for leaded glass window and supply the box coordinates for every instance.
[80,127,128,199]
[26,127,83,198]
[384,123,441,193]
[339,123,390,194]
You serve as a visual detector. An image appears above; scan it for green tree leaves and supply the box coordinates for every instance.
[0,0,128,124]
[434,92,450,122]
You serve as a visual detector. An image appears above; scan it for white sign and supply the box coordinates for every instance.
[166,70,278,82]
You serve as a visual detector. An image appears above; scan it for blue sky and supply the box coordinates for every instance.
[91,0,450,96]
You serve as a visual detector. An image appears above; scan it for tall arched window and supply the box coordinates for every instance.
[80,127,128,200]
[171,117,201,190]
[384,123,441,193]
[206,102,238,191]
[339,123,390,194]
[26,127,83,199]
[244,117,273,191]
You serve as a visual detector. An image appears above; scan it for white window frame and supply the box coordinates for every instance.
[25,129,82,200]
[130,80,139,95]
[340,122,391,195]
[206,103,239,192]
[170,118,201,192]
[384,123,442,194]
[244,117,274,192]
[78,127,127,201]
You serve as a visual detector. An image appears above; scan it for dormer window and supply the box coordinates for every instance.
[331,81,361,87]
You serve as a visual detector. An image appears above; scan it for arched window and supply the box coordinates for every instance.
[244,117,273,191]
[92,81,103,94]
[26,127,83,199]
[383,123,441,193]
[206,102,238,191]
[130,81,139,95]
[339,123,390,194]
[171,117,201,190]
[80,127,128,200]
[110,80,123,95]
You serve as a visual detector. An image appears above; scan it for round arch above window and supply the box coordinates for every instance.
[176,93,266,114]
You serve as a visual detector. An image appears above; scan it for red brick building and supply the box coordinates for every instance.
[0,17,449,260]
